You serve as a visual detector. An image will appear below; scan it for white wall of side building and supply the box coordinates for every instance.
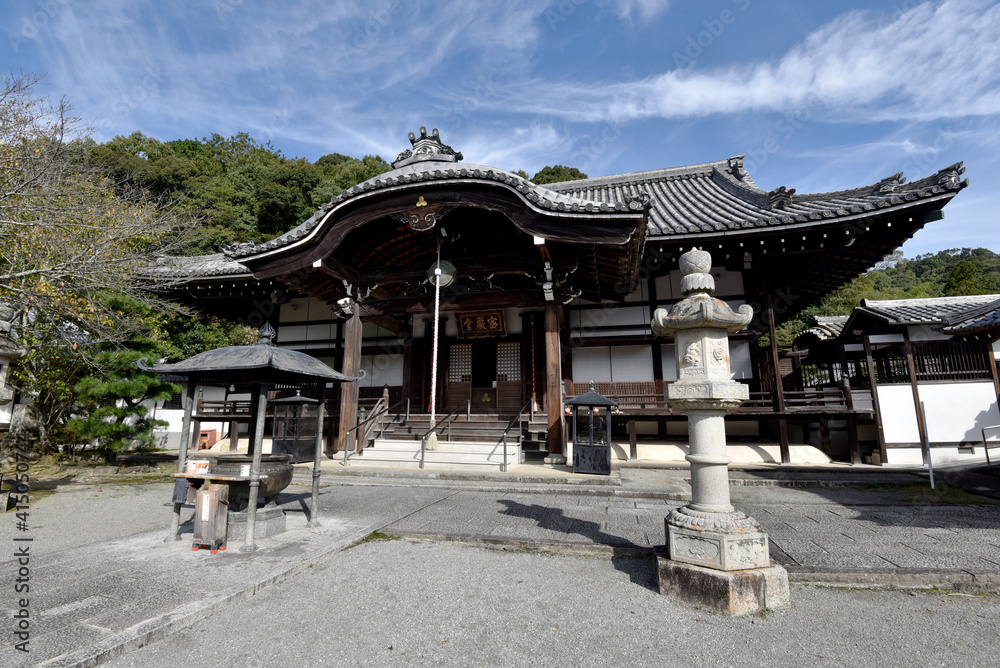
[152,384,235,450]
[877,381,1000,465]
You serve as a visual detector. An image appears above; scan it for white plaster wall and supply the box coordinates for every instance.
[920,382,1000,443]
[877,384,920,443]
[885,447,994,466]
[877,381,1000,445]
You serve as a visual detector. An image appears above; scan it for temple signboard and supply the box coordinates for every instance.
[457,309,506,338]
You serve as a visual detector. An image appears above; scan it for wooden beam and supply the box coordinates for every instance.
[361,314,404,335]
[318,256,360,285]
[358,290,544,317]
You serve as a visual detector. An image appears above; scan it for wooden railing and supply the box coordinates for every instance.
[566,382,856,415]
[196,399,252,416]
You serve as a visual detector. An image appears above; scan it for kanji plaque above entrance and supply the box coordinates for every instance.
[457,309,506,338]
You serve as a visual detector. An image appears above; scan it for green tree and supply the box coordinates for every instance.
[530,165,588,185]
[66,300,180,458]
[943,260,989,296]
[1,74,191,351]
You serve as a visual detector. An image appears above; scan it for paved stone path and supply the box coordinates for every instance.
[0,464,997,666]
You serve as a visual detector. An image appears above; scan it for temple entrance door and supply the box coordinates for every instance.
[445,340,523,414]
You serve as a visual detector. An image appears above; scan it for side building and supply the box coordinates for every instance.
[153,128,969,466]
[796,295,1000,465]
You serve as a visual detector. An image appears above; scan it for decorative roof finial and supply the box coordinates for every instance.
[392,127,464,168]
[258,323,276,345]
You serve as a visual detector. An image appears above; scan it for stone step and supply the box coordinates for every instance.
[353,439,522,471]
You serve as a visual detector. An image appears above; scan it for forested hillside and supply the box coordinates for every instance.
[777,247,1000,345]
[90,132,393,255]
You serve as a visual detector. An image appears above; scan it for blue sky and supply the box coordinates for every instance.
[3,0,998,257]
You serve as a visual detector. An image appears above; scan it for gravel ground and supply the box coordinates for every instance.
[0,480,178,555]
[106,538,1000,668]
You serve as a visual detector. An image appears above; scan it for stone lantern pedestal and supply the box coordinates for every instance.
[652,248,790,615]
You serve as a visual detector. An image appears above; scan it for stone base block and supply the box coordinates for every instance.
[543,454,567,466]
[667,522,770,571]
[227,507,286,540]
[656,554,791,615]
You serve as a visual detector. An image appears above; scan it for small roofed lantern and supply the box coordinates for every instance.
[566,381,617,475]
[271,391,319,464]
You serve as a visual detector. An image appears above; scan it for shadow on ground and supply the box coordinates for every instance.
[497,499,659,591]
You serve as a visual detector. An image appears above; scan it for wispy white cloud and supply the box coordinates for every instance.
[497,0,1000,124]
[609,0,672,22]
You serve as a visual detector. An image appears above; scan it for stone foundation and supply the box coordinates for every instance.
[656,551,791,615]
[227,507,286,540]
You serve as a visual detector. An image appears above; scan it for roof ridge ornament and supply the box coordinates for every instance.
[392,127,464,168]
[937,161,967,188]
[727,155,747,180]
[767,185,795,210]
[877,172,906,193]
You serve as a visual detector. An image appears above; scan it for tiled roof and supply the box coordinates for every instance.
[799,315,849,341]
[940,297,1000,336]
[858,294,1000,325]
[546,157,968,239]
[221,162,650,260]
[146,253,252,279]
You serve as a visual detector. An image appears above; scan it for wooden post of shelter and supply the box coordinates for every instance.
[168,382,197,541]
[309,386,326,527]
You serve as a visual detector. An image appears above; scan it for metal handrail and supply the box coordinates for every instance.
[419,400,470,469]
[983,425,1000,465]
[343,397,410,465]
[497,399,533,473]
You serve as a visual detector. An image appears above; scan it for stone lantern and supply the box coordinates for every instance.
[566,382,617,475]
[651,248,790,614]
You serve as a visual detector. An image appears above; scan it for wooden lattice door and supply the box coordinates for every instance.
[446,343,472,409]
[496,341,522,413]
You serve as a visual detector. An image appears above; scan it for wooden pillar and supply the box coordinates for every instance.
[337,309,362,456]
[648,275,668,438]
[903,329,929,465]
[401,322,413,406]
[843,378,862,465]
[629,419,638,461]
[543,302,565,464]
[863,334,888,465]
[228,419,239,452]
[762,278,790,464]
[986,340,1000,412]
